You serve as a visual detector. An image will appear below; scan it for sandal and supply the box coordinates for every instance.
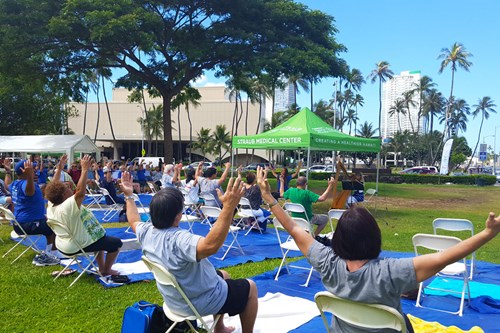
[51,269,77,277]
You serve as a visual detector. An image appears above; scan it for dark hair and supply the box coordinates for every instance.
[149,188,184,229]
[281,167,289,176]
[185,168,196,183]
[45,182,68,205]
[332,206,381,260]
[245,172,255,184]
[203,167,217,178]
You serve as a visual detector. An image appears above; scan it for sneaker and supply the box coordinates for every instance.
[32,253,60,266]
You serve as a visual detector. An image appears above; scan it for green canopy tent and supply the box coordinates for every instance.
[232,108,382,189]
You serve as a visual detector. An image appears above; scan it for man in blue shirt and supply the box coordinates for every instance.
[10,160,59,265]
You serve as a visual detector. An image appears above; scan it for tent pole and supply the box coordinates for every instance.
[306,146,311,189]
[231,148,235,177]
[375,152,380,193]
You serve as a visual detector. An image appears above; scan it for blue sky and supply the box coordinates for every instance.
[96,1,500,153]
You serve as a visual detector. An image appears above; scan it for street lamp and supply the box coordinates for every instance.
[494,125,500,175]
[482,134,494,169]
[137,105,145,156]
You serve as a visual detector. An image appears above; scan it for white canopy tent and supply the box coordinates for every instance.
[0,135,99,165]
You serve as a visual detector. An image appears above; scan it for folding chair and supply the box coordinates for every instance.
[147,181,159,194]
[273,217,314,287]
[124,193,151,234]
[46,218,103,288]
[237,197,263,236]
[0,206,42,264]
[314,291,407,333]
[433,218,475,279]
[283,202,310,222]
[362,188,377,205]
[412,233,471,316]
[327,208,345,233]
[199,206,244,260]
[179,188,202,233]
[84,185,104,209]
[199,192,221,208]
[141,255,221,333]
[100,187,123,222]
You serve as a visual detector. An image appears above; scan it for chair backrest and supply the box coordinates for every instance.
[239,197,252,209]
[314,291,407,333]
[141,255,203,318]
[328,209,345,221]
[200,205,222,219]
[365,188,377,196]
[433,218,474,235]
[273,217,312,236]
[199,192,220,208]
[0,206,29,236]
[412,233,462,253]
[283,202,309,221]
[147,181,158,193]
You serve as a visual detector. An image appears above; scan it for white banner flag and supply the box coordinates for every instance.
[440,138,454,175]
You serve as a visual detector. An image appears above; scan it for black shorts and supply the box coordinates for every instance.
[215,270,251,316]
[61,235,122,256]
[14,219,54,237]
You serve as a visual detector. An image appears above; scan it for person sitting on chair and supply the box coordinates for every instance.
[346,171,365,206]
[121,172,258,333]
[45,154,122,276]
[196,162,231,208]
[237,167,270,230]
[1,158,13,209]
[97,162,126,205]
[256,166,500,333]
[270,160,302,200]
[280,175,334,237]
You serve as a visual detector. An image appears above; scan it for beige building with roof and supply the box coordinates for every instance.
[68,86,271,163]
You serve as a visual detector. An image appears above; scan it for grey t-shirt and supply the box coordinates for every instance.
[198,176,222,206]
[308,241,417,333]
[136,222,228,316]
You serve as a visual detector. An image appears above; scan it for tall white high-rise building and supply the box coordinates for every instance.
[274,83,296,112]
[381,70,423,140]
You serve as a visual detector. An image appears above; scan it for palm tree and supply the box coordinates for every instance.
[345,109,359,135]
[388,99,406,132]
[148,105,164,156]
[192,127,213,160]
[344,68,365,92]
[101,72,117,154]
[211,124,231,163]
[352,94,364,134]
[466,97,497,170]
[440,97,470,135]
[422,88,444,133]
[368,61,394,138]
[411,75,435,133]
[183,87,201,163]
[438,42,473,139]
[287,74,310,107]
[356,121,377,138]
[401,90,416,133]
[313,99,334,124]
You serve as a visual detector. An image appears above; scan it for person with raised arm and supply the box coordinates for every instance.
[120,172,257,333]
[256,166,500,333]
[196,161,231,207]
[46,155,122,276]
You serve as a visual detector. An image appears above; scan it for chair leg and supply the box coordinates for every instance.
[301,266,314,287]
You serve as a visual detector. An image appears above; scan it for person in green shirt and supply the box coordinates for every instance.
[280,175,334,237]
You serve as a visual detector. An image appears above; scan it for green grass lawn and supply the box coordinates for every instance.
[1,182,499,332]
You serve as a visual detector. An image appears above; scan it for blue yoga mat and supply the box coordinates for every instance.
[426,277,500,300]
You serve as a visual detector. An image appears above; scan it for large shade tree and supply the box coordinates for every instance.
[3,0,345,162]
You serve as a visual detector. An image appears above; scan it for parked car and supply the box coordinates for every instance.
[244,163,273,171]
[495,170,500,183]
[300,165,334,173]
[182,161,215,170]
[400,166,437,174]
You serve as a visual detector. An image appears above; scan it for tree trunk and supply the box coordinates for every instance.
[177,106,182,162]
[83,88,88,135]
[102,76,117,156]
[162,95,174,163]
[93,82,100,143]
[186,104,193,163]
[465,115,484,171]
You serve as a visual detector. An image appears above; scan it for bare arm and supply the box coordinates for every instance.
[413,212,500,283]
[3,159,12,188]
[74,155,91,208]
[258,167,314,256]
[21,160,36,196]
[317,177,335,202]
[196,177,244,260]
[172,163,182,184]
[291,161,302,179]
[53,154,68,184]
[217,162,231,186]
[279,175,285,197]
[120,172,141,233]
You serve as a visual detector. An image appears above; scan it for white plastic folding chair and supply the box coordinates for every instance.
[84,185,104,209]
[412,233,471,316]
[327,208,345,234]
[199,206,244,260]
[100,187,123,222]
[198,192,220,224]
[283,202,310,222]
[46,218,103,288]
[273,217,314,287]
[147,181,159,194]
[142,255,221,333]
[179,188,201,233]
[237,197,263,236]
[433,218,475,279]
[124,193,151,234]
[314,291,407,333]
[362,188,377,205]
[0,206,42,263]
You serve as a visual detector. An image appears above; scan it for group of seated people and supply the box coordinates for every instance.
[119,166,500,333]
[4,155,500,333]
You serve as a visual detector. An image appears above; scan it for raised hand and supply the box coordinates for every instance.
[486,212,500,236]
[21,159,34,177]
[256,166,272,196]
[217,177,244,208]
[119,171,134,196]
[80,155,92,170]
[224,161,231,170]
[58,154,68,170]
[3,158,11,172]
